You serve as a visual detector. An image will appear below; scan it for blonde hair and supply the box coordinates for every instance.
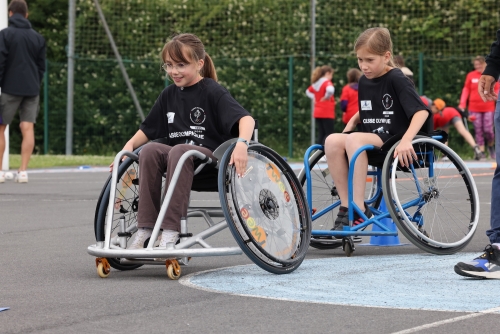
[473,55,485,64]
[311,65,333,83]
[162,33,217,82]
[354,27,397,68]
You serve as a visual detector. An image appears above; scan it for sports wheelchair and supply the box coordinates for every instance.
[298,131,480,257]
[88,138,312,279]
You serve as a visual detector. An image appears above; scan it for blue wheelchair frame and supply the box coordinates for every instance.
[303,134,444,241]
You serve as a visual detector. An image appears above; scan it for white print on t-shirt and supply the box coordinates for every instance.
[190,107,206,125]
[169,131,205,139]
[382,94,393,110]
[372,126,389,134]
[361,100,372,110]
[190,126,205,130]
[167,112,175,123]
[472,78,479,83]
[363,118,391,124]
[383,111,394,115]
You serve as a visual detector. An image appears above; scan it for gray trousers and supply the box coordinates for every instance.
[137,142,216,232]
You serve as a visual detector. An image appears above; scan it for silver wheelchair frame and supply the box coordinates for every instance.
[88,139,311,279]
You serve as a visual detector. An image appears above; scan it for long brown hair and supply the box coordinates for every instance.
[346,68,362,84]
[354,27,397,68]
[162,33,217,82]
[311,65,333,83]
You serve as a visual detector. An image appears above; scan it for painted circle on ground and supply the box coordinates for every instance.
[180,253,500,313]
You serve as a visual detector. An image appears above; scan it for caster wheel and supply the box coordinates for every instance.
[342,238,355,257]
[166,259,181,280]
[96,258,111,278]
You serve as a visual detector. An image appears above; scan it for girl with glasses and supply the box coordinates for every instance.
[112,33,255,250]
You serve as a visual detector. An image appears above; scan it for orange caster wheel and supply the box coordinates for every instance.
[166,259,181,280]
[96,258,111,278]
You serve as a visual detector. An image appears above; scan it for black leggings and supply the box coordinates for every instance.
[316,118,335,145]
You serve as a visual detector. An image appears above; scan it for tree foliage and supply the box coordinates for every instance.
[8,0,499,157]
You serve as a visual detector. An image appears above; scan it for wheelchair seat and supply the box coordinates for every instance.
[366,130,449,168]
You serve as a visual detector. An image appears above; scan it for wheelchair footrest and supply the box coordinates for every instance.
[87,244,243,258]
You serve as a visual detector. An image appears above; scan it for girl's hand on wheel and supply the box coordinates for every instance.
[230,142,249,177]
[394,139,417,168]
[109,143,134,172]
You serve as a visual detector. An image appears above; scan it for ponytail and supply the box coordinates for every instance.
[202,53,218,82]
[311,65,333,84]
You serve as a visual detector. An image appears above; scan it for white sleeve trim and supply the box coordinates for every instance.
[305,90,315,100]
[324,85,335,99]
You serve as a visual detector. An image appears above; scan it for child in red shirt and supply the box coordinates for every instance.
[459,56,500,159]
[421,96,483,160]
[306,65,335,145]
[340,68,361,125]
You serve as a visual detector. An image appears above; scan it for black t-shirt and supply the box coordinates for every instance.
[140,78,250,151]
[358,69,431,137]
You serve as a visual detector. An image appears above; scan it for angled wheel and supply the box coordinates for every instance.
[297,149,380,249]
[297,149,342,249]
[382,136,479,254]
[219,143,312,274]
[94,147,145,271]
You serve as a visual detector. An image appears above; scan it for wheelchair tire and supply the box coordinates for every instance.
[297,149,379,249]
[382,136,479,255]
[94,147,144,271]
[218,143,312,274]
[297,149,342,249]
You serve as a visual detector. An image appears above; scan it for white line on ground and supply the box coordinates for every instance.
[391,306,500,334]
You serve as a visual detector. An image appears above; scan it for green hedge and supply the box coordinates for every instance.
[7,0,498,158]
[7,55,480,159]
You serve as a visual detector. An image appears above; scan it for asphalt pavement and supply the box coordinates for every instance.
[1,163,499,333]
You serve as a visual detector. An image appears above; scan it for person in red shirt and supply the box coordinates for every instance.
[306,65,335,145]
[459,56,500,159]
[340,68,361,125]
[421,96,482,160]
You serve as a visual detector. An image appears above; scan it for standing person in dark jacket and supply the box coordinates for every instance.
[455,29,500,279]
[0,0,45,183]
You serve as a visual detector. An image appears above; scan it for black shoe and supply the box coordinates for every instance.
[332,206,348,230]
[353,204,373,226]
[454,244,500,279]
[332,204,372,230]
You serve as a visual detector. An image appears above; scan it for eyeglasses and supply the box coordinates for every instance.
[161,62,190,72]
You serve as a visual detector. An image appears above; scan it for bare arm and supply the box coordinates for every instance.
[230,116,255,177]
[393,110,429,167]
[343,111,360,132]
[109,129,149,171]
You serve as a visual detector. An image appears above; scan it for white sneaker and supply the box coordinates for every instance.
[158,230,180,248]
[0,171,4,183]
[15,171,28,183]
[128,227,152,249]
[155,230,180,261]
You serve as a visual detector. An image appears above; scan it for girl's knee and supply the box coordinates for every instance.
[140,142,158,154]
[325,133,345,148]
[168,145,195,165]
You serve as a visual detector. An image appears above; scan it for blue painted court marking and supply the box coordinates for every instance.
[180,253,500,313]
